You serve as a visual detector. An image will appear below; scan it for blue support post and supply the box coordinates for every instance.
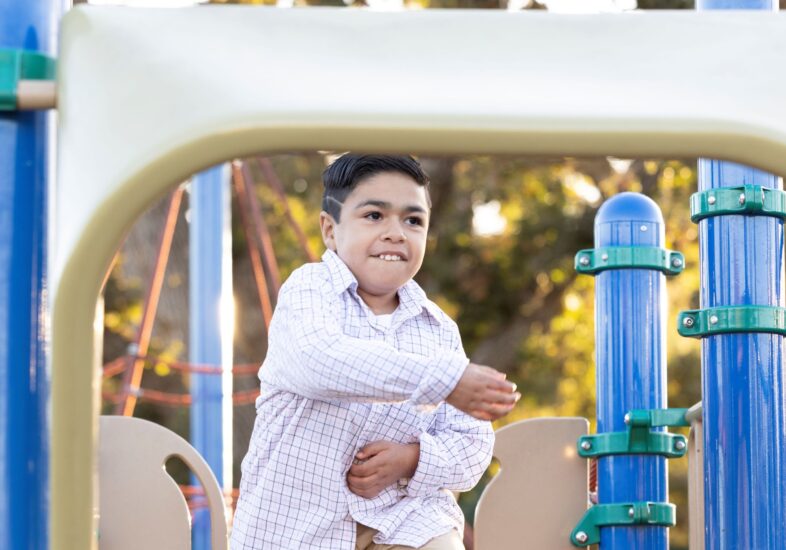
[594,193,668,549]
[695,2,785,549]
[189,166,233,550]
[0,2,59,549]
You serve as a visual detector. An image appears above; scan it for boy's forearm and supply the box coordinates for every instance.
[275,332,468,405]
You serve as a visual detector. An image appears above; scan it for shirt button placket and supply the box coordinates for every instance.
[358,405,382,453]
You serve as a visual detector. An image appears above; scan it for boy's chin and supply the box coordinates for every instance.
[365,265,413,281]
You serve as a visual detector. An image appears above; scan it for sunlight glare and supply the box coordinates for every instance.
[472,200,507,237]
[563,172,602,205]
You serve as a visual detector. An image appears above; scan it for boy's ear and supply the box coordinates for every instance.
[320,211,337,251]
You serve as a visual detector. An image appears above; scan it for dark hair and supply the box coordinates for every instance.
[322,154,431,222]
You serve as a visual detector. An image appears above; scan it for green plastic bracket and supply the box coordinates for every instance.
[574,247,685,276]
[690,185,786,223]
[678,306,786,338]
[0,49,56,111]
[577,408,690,459]
[570,502,677,547]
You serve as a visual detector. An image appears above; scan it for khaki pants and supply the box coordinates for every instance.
[355,524,464,550]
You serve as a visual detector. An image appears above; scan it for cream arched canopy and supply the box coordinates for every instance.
[54,6,786,548]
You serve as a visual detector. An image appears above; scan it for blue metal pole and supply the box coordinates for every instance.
[695,2,784,549]
[595,193,668,549]
[0,2,59,549]
[189,166,233,550]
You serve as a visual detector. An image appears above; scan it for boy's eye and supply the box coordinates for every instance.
[405,216,424,226]
[364,211,382,220]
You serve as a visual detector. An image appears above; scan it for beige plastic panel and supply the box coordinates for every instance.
[54,6,786,548]
[98,416,228,550]
[475,417,589,549]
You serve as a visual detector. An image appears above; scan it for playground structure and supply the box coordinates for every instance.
[1,2,785,549]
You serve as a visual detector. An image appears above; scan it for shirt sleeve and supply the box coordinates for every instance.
[405,322,494,496]
[405,404,494,496]
[262,267,468,405]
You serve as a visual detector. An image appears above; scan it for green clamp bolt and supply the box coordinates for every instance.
[690,185,786,223]
[571,502,677,547]
[0,49,56,111]
[577,408,689,459]
[574,247,685,276]
[678,306,786,338]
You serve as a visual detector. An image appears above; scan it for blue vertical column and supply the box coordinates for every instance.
[695,3,784,549]
[595,194,668,549]
[0,2,59,549]
[189,165,233,550]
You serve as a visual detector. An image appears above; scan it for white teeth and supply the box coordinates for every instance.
[378,254,402,261]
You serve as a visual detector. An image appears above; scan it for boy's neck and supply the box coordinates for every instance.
[357,288,399,315]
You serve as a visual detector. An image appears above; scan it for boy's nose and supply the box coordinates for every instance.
[382,220,406,241]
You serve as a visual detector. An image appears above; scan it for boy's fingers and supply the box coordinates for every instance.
[357,440,388,459]
[483,390,521,405]
[488,369,507,380]
[348,474,380,492]
[473,401,516,420]
[349,461,375,478]
[347,474,369,489]
[485,376,516,393]
[490,404,517,420]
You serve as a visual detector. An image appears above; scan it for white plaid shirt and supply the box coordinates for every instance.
[231,250,493,549]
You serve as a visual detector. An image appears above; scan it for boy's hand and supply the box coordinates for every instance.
[346,441,420,499]
[446,363,520,421]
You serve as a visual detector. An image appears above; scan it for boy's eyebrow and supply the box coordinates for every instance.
[354,199,428,213]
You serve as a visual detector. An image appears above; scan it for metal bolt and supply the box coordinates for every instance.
[581,441,592,451]
[675,440,686,451]
[671,257,683,268]
[628,507,635,518]
[601,253,609,262]
[710,315,719,325]
[640,225,648,232]
[579,256,590,266]
[683,316,695,328]
[624,413,631,425]
[739,193,746,205]
[708,195,716,205]
[575,531,589,544]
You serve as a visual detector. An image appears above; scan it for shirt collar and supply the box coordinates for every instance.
[321,249,443,326]
[322,249,358,295]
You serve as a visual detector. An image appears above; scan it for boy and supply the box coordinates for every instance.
[231,154,519,550]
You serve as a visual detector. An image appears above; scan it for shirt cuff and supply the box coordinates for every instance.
[404,432,445,497]
[410,352,468,407]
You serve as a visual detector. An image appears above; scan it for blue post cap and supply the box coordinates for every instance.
[596,192,664,226]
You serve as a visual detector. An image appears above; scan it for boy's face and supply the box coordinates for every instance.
[320,172,430,311]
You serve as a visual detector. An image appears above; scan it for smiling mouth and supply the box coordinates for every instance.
[374,254,406,262]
